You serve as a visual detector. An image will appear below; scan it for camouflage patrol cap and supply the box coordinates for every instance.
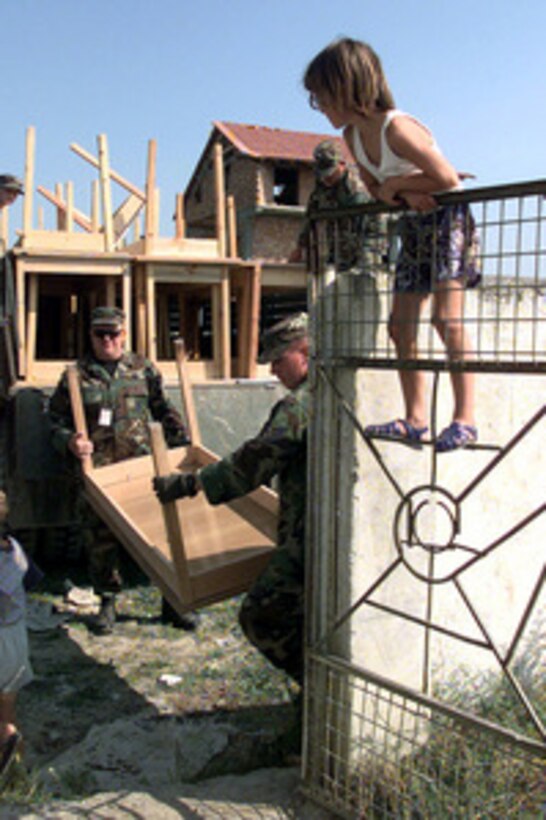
[313,140,343,180]
[0,174,24,194]
[91,306,126,329]
[258,312,308,364]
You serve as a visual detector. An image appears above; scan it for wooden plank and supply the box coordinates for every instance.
[174,338,201,446]
[97,134,114,251]
[156,358,219,382]
[211,284,220,375]
[210,273,231,379]
[220,269,231,378]
[18,229,107,253]
[227,194,237,258]
[15,258,26,377]
[132,212,141,243]
[145,261,225,283]
[67,365,92,475]
[149,422,193,602]
[13,248,130,274]
[122,264,132,350]
[135,264,147,355]
[25,273,38,379]
[130,241,239,262]
[146,265,157,360]
[213,142,226,257]
[37,186,93,232]
[175,193,185,239]
[112,193,144,243]
[236,263,261,378]
[154,188,160,237]
[66,182,74,233]
[91,179,100,232]
[70,142,146,201]
[55,183,66,231]
[23,126,35,237]
[246,263,262,379]
[145,139,157,246]
[15,360,73,386]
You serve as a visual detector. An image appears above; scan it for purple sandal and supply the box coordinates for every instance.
[435,422,478,453]
[364,419,429,449]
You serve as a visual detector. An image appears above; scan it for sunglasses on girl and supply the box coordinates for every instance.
[93,329,121,339]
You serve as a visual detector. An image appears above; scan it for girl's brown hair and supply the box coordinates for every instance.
[304,38,395,116]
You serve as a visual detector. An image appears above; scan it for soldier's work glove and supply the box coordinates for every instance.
[153,473,198,504]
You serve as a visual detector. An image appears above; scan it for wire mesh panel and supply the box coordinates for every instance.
[304,180,546,817]
[304,655,545,819]
[310,180,546,371]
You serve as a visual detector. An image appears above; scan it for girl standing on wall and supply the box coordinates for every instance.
[303,37,480,452]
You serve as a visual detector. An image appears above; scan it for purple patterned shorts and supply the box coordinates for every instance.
[394,204,481,293]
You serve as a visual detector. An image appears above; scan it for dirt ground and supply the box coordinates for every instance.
[1,558,325,817]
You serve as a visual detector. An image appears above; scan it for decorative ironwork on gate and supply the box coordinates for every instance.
[304,179,546,818]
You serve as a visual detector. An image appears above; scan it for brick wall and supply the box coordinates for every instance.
[185,156,216,236]
[226,157,260,210]
[185,147,317,260]
[252,214,303,261]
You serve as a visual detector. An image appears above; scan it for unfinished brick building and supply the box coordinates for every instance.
[184,121,351,261]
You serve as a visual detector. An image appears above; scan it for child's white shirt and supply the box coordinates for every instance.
[0,536,28,625]
[350,109,440,184]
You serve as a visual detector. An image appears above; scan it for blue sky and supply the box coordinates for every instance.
[2,0,545,237]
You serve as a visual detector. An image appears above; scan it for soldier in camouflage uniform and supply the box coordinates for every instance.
[154,313,310,685]
[48,306,190,634]
[289,139,388,274]
[0,174,24,210]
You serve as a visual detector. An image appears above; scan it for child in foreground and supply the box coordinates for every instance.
[303,37,480,452]
[0,492,33,781]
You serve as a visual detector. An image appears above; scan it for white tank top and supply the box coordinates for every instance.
[351,109,443,184]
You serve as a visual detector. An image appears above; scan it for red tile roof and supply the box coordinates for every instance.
[214,121,352,163]
[185,121,354,197]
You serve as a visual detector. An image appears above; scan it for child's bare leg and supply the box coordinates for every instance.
[0,692,18,744]
[432,281,475,426]
[450,369,475,425]
[390,292,428,428]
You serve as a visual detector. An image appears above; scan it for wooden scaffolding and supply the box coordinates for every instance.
[8,127,272,384]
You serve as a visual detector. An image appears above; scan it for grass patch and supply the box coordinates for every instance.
[0,760,50,808]
[371,675,543,816]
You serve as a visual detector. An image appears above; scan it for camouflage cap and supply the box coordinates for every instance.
[313,140,343,180]
[91,306,126,330]
[258,312,308,364]
[0,174,24,194]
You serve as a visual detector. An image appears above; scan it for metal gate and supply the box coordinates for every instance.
[303,180,546,817]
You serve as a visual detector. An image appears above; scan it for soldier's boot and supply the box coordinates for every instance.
[160,597,200,631]
[93,593,117,635]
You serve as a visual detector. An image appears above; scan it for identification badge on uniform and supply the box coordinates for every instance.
[98,408,113,427]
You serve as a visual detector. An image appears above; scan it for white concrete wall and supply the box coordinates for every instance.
[310,276,545,730]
